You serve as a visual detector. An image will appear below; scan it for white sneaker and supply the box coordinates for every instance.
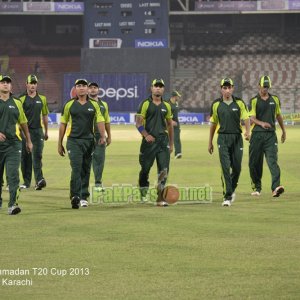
[8,205,21,215]
[251,191,261,196]
[80,200,88,207]
[175,153,182,159]
[222,200,231,207]
[231,193,236,203]
[156,201,169,207]
[20,184,29,189]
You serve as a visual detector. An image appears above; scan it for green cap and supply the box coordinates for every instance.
[75,78,88,86]
[27,74,38,83]
[220,78,234,87]
[171,90,181,97]
[0,75,12,83]
[152,79,165,87]
[259,75,271,88]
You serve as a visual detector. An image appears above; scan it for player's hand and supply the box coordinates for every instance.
[99,137,106,145]
[281,131,286,143]
[244,132,251,141]
[208,143,214,154]
[145,135,155,143]
[26,141,33,153]
[169,144,173,153]
[261,122,272,129]
[0,132,6,142]
[172,120,178,127]
[44,132,49,141]
[106,136,111,146]
[58,144,65,156]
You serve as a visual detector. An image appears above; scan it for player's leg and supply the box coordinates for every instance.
[92,143,106,187]
[174,127,182,158]
[138,139,157,199]
[264,132,283,196]
[6,141,22,214]
[81,139,95,203]
[230,134,243,194]
[217,134,233,200]
[32,128,46,190]
[0,155,5,209]
[156,135,171,204]
[66,138,84,208]
[249,132,264,194]
[20,132,32,188]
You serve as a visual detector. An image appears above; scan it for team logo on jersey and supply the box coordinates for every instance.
[269,102,275,105]
[232,108,238,111]
[8,105,15,109]
[161,109,167,112]
[36,101,42,104]
[88,108,94,111]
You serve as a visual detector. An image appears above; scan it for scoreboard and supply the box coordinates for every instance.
[84,0,169,48]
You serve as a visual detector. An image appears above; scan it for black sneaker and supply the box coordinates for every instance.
[35,179,46,190]
[71,196,80,209]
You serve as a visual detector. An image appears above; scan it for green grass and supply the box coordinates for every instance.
[1,125,300,299]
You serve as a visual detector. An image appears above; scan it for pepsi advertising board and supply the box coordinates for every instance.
[84,0,169,48]
[63,73,148,112]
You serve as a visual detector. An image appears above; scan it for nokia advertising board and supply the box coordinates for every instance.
[84,0,169,48]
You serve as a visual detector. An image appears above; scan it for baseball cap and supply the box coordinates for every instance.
[259,75,272,88]
[27,74,38,83]
[75,78,88,86]
[220,78,234,87]
[152,78,165,87]
[0,75,12,83]
[171,90,181,97]
[88,82,99,88]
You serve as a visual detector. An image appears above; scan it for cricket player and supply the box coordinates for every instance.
[58,79,105,209]
[248,75,286,197]
[136,78,174,207]
[0,75,33,215]
[208,78,250,207]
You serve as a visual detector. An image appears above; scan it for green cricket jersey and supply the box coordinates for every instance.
[0,96,27,143]
[60,98,104,139]
[168,100,180,128]
[19,92,49,129]
[94,99,110,135]
[136,96,173,138]
[210,96,249,134]
[249,94,281,132]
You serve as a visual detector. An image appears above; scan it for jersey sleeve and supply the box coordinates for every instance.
[14,99,28,124]
[60,100,73,124]
[165,102,173,120]
[237,100,250,121]
[248,98,257,117]
[273,96,282,116]
[103,101,110,123]
[40,95,49,116]
[136,100,149,119]
[209,102,219,124]
[92,101,105,123]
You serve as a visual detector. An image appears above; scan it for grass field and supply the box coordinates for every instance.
[1,125,300,299]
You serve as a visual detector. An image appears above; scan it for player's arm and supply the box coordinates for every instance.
[58,122,67,156]
[276,114,286,143]
[136,115,155,143]
[208,123,217,154]
[20,123,33,153]
[96,122,106,144]
[166,118,174,153]
[42,114,49,141]
[105,123,111,146]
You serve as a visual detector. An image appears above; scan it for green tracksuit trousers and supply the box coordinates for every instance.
[174,126,182,156]
[92,134,106,185]
[139,134,170,197]
[217,134,243,199]
[66,137,95,200]
[249,131,281,192]
[0,141,22,207]
[21,128,44,187]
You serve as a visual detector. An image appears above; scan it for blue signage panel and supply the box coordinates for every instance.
[135,39,167,48]
[109,113,131,124]
[178,113,204,124]
[63,73,149,112]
